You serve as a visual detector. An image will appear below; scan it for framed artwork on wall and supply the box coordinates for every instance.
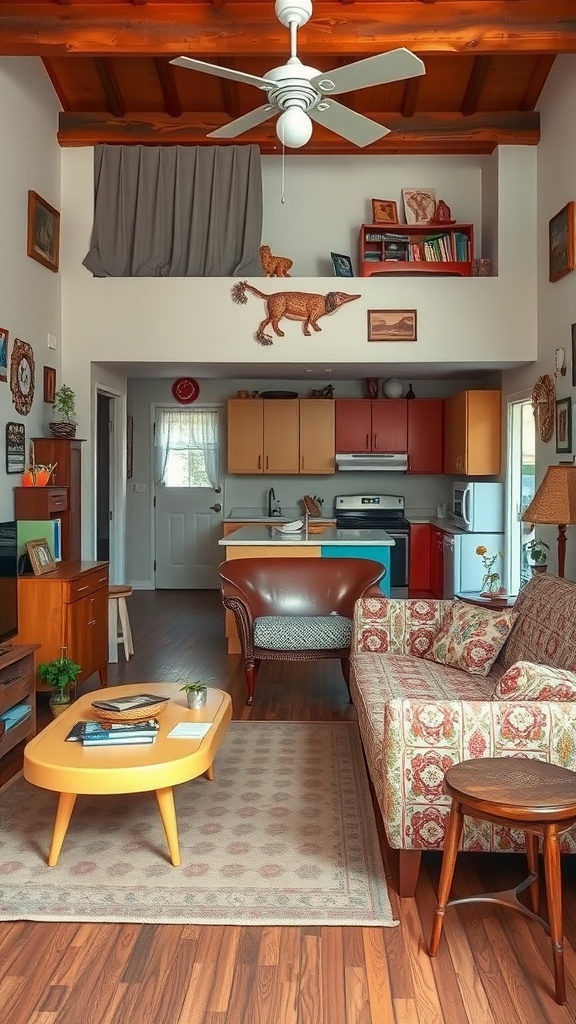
[0,327,8,382]
[555,397,572,454]
[43,366,56,403]
[367,309,417,342]
[572,323,576,387]
[549,202,575,283]
[27,191,60,273]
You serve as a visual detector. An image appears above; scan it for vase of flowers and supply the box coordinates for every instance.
[476,544,504,596]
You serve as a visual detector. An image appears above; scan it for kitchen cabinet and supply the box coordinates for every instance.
[443,390,501,476]
[430,526,445,599]
[408,523,431,592]
[335,400,407,453]
[31,438,83,560]
[0,645,38,764]
[407,400,444,474]
[16,561,109,689]
[227,399,334,474]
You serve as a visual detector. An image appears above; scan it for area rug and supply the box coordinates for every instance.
[0,721,397,927]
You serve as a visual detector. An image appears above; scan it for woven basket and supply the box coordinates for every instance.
[49,421,77,439]
[92,700,169,724]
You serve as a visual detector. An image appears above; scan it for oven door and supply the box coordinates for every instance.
[386,530,409,596]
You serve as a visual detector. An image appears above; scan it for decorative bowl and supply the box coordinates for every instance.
[92,700,169,724]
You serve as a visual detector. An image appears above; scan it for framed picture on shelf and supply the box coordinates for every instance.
[331,253,354,277]
[26,538,57,576]
[572,323,576,387]
[367,309,417,342]
[555,397,572,454]
[549,202,574,283]
[371,199,398,224]
[402,188,436,225]
[27,191,60,273]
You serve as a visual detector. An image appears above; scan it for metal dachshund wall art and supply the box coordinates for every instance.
[231,281,360,346]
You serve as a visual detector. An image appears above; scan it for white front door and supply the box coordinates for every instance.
[154,405,223,589]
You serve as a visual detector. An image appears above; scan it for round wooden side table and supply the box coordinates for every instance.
[455,591,517,609]
[428,757,576,1005]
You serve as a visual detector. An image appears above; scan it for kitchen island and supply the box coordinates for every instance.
[219,524,394,653]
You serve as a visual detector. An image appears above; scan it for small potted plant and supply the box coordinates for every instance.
[524,537,550,574]
[37,647,81,716]
[49,384,77,439]
[180,679,212,709]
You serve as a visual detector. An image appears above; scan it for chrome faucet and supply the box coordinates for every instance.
[267,487,281,517]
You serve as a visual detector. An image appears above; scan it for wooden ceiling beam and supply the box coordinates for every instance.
[57,109,540,154]
[401,76,420,118]
[2,2,575,57]
[461,56,491,116]
[520,55,557,111]
[94,57,126,118]
[153,58,182,118]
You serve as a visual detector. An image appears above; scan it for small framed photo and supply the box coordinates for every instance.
[571,323,576,387]
[555,397,572,454]
[27,191,60,273]
[331,252,354,277]
[368,309,417,342]
[549,202,574,283]
[402,188,436,225]
[26,538,57,576]
[43,365,56,403]
[0,326,8,382]
[6,421,26,474]
[371,199,398,224]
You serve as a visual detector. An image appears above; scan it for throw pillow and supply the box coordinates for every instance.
[492,661,576,701]
[425,603,517,677]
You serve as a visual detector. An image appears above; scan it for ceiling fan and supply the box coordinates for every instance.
[171,0,425,149]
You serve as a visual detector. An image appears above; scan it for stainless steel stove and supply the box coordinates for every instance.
[335,494,410,596]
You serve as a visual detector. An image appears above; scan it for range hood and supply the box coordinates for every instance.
[335,453,409,472]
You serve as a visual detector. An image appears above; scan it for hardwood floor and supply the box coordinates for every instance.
[2,590,575,1023]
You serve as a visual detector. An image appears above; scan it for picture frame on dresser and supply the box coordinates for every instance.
[26,538,57,576]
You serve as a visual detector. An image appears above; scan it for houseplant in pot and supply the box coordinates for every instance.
[524,537,550,574]
[180,679,212,709]
[37,647,81,716]
[49,384,77,439]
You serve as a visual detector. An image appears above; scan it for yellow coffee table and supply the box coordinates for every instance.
[23,682,232,867]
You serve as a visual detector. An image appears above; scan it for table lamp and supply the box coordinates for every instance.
[520,465,576,578]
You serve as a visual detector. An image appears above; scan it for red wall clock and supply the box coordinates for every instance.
[172,377,199,404]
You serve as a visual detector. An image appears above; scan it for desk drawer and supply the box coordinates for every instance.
[67,567,109,602]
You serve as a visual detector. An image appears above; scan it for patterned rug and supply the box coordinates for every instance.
[0,721,396,926]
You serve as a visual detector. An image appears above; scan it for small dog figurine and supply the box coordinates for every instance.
[259,245,293,277]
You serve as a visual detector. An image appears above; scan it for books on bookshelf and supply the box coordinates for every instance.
[66,718,160,746]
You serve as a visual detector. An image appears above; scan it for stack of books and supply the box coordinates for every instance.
[66,718,160,746]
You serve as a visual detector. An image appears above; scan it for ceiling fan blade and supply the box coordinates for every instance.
[309,101,390,148]
[170,56,272,92]
[311,48,425,97]
[208,105,277,139]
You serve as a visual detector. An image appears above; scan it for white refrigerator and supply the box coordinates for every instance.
[442,531,505,599]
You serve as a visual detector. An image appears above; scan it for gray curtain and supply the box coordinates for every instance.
[83,144,263,277]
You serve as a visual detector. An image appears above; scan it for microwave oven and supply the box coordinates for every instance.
[448,481,504,533]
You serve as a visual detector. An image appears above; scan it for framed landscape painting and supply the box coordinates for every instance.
[368,309,417,342]
[27,191,60,272]
[549,202,574,283]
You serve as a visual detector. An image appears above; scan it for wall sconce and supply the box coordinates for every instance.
[555,347,567,376]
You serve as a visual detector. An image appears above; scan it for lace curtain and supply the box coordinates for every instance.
[83,144,262,277]
[154,408,219,487]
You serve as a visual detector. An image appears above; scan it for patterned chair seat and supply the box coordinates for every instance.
[254,614,352,651]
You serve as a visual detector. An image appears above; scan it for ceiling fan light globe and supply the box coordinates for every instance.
[276,108,313,148]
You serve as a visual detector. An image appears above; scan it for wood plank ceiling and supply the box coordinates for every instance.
[2,0,576,155]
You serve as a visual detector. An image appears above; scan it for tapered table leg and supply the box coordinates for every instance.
[543,829,566,1005]
[429,799,464,956]
[155,786,181,866]
[48,792,78,866]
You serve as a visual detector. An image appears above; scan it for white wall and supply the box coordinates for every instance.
[502,56,576,580]
[0,59,61,521]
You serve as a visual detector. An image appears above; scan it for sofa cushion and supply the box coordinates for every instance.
[492,661,576,701]
[352,597,452,657]
[498,573,576,672]
[253,614,352,651]
[425,603,517,677]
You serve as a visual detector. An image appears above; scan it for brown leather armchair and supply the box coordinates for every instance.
[219,556,385,705]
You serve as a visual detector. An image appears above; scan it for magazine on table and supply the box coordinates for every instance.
[66,719,160,743]
[81,734,156,746]
[91,693,170,713]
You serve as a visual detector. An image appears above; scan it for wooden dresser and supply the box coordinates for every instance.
[16,561,109,690]
[0,644,38,760]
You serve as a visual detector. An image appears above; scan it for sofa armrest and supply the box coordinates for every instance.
[377,697,576,852]
[352,597,453,657]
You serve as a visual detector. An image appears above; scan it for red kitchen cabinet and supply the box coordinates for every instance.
[430,525,445,599]
[407,400,444,473]
[335,400,407,453]
[408,523,431,592]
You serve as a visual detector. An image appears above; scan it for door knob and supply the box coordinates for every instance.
[210,503,222,512]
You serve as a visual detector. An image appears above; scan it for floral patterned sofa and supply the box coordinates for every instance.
[349,573,576,897]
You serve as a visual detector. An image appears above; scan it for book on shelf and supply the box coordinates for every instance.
[91,693,170,713]
[66,719,160,743]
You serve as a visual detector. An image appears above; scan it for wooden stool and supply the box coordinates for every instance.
[108,585,134,663]
[429,757,576,1005]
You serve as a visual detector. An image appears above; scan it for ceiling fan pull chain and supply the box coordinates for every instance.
[281,141,286,203]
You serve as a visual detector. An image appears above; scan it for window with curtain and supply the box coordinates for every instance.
[154,408,219,488]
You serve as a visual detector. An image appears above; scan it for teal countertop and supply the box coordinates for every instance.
[219,525,394,547]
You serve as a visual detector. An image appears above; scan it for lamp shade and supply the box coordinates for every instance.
[520,465,576,526]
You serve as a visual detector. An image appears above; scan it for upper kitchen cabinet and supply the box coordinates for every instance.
[335,400,407,453]
[443,390,501,476]
[227,399,333,475]
[407,400,444,474]
[299,400,335,474]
